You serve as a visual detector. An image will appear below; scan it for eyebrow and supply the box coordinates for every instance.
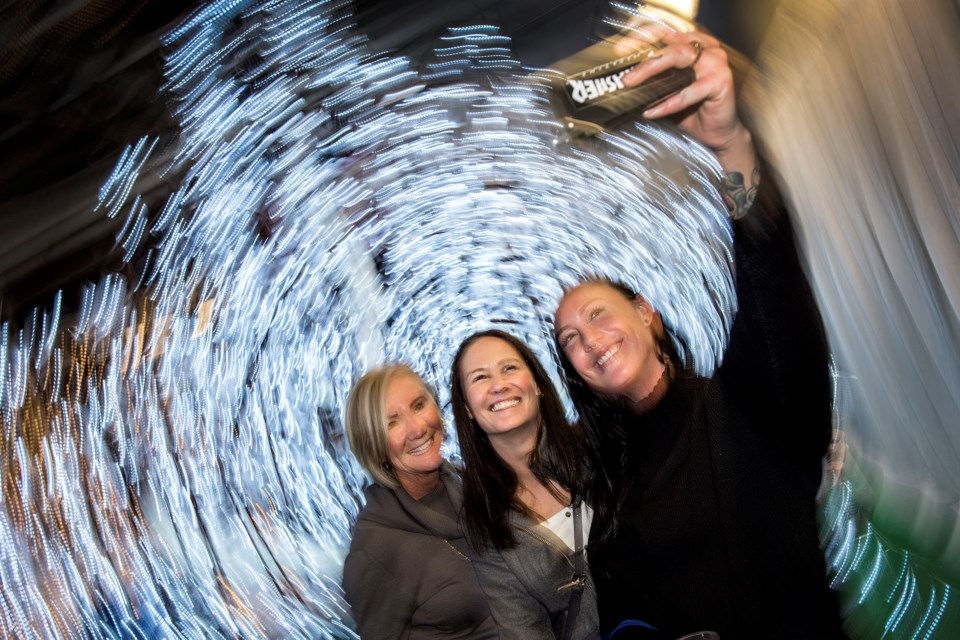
[386,394,428,418]
[555,300,594,336]
[407,393,427,408]
[464,357,522,378]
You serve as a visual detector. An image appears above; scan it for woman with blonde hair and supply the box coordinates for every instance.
[342,364,498,639]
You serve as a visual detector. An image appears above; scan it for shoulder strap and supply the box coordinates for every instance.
[560,495,586,640]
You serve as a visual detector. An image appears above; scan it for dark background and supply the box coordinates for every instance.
[0,0,776,323]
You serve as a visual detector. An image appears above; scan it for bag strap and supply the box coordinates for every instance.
[560,495,586,640]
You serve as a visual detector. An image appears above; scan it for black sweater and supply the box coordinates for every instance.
[589,172,847,639]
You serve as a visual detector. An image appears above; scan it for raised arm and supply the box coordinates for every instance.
[620,24,831,473]
[721,167,833,478]
[616,26,758,217]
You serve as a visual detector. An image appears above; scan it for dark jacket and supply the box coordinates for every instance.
[589,170,846,639]
[343,463,499,639]
[470,508,599,640]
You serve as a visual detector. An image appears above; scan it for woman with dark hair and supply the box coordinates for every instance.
[451,329,598,640]
[551,26,847,640]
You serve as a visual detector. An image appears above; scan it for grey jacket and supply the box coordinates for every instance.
[470,509,599,640]
[343,463,499,639]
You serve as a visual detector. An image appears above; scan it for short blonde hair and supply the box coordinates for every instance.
[344,365,434,490]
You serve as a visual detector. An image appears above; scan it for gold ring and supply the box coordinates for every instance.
[690,40,704,67]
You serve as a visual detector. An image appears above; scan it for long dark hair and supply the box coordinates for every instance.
[554,278,687,544]
[451,329,589,551]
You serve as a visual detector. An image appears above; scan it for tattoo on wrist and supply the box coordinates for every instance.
[721,165,761,219]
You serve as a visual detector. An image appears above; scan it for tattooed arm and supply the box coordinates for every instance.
[616,25,759,218]
[721,143,761,220]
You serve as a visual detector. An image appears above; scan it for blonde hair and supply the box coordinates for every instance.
[344,364,433,490]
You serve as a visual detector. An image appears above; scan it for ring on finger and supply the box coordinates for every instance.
[689,40,704,67]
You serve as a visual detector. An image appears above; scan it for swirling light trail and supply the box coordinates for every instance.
[7,0,957,636]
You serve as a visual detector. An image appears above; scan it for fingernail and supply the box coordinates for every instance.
[645,51,663,62]
[632,26,657,41]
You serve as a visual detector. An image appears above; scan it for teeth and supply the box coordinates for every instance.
[597,343,620,368]
[490,399,520,412]
[407,437,434,455]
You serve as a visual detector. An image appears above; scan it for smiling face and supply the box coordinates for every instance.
[384,373,444,496]
[458,337,541,442]
[555,281,665,403]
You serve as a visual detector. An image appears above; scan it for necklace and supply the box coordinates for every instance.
[441,539,470,562]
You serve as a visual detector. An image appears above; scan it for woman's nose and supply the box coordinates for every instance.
[404,414,427,437]
[582,327,598,351]
[489,373,508,393]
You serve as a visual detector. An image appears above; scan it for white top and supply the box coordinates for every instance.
[540,502,594,552]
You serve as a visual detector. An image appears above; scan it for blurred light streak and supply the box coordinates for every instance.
[822,475,960,637]
[751,0,960,634]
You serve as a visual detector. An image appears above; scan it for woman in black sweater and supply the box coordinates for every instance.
[552,26,847,640]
